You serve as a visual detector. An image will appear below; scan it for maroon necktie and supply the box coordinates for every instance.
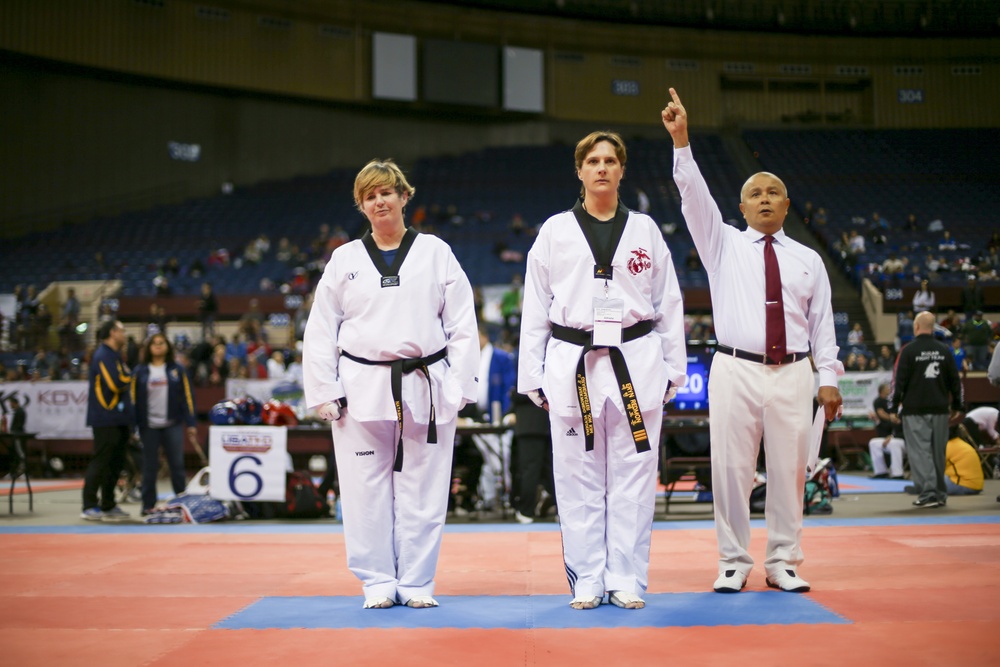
[764,235,787,364]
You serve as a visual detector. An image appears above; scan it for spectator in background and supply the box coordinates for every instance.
[62,287,80,329]
[463,325,517,514]
[500,274,523,341]
[939,310,961,338]
[635,187,650,215]
[962,406,999,447]
[960,274,984,316]
[197,282,218,342]
[81,320,134,522]
[292,293,312,343]
[989,343,1000,389]
[848,229,865,255]
[227,356,248,380]
[2,396,28,479]
[146,304,168,338]
[875,344,896,371]
[912,279,935,312]
[868,383,905,479]
[897,310,915,349]
[152,271,172,296]
[904,213,919,231]
[950,338,969,372]
[880,253,906,282]
[847,322,865,347]
[206,343,229,386]
[284,349,304,387]
[944,428,983,496]
[266,350,286,379]
[509,382,556,525]
[938,230,957,251]
[132,333,197,516]
[962,311,992,371]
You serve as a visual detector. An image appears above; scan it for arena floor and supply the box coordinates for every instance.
[2,476,998,666]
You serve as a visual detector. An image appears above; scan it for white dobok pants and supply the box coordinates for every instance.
[332,406,455,605]
[549,399,663,599]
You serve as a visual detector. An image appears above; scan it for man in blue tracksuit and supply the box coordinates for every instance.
[81,320,136,521]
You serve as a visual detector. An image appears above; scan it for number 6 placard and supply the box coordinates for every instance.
[209,425,288,501]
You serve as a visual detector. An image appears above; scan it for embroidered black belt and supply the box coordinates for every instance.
[340,347,448,472]
[550,320,654,453]
[715,344,809,366]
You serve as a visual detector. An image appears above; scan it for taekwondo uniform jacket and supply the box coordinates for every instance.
[518,207,687,419]
[303,231,479,425]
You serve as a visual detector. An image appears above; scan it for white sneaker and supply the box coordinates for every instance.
[713,569,748,593]
[765,569,810,593]
[513,510,534,524]
[608,591,645,609]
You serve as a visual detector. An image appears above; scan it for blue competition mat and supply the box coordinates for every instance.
[215,592,850,630]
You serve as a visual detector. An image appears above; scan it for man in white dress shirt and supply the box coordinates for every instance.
[663,88,843,594]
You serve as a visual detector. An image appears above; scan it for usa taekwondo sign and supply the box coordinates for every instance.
[209,426,287,501]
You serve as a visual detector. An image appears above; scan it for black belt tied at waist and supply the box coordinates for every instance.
[550,320,654,453]
[340,347,448,472]
[715,344,809,366]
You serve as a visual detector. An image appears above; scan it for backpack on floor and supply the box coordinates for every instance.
[279,471,327,519]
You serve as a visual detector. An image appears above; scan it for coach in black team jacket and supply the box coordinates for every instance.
[891,311,964,509]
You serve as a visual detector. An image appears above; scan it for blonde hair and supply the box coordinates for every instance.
[574,131,627,197]
[352,158,415,212]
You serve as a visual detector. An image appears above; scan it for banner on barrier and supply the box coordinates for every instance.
[0,381,90,439]
[836,371,892,417]
[209,425,288,502]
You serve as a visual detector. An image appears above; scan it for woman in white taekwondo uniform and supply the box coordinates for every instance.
[303,159,479,611]
[518,131,687,611]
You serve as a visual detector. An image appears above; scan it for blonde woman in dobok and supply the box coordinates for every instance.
[303,159,479,610]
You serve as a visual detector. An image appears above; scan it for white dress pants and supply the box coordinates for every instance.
[550,399,662,599]
[868,436,906,477]
[332,407,455,605]
[708,353,814,579]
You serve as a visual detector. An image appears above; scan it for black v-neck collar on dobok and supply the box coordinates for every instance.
[362,227,418,287]
[571,199,630,280]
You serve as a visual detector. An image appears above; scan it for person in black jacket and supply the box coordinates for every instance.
[510,389,556,524]
[2,396,28,478]
[891,311,964,509]
[132,332,198,515]
[82,320,135,522]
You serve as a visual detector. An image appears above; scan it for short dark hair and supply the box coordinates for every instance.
[97,320,120,342]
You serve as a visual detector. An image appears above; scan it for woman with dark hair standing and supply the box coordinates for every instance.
[132,333,198,514]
